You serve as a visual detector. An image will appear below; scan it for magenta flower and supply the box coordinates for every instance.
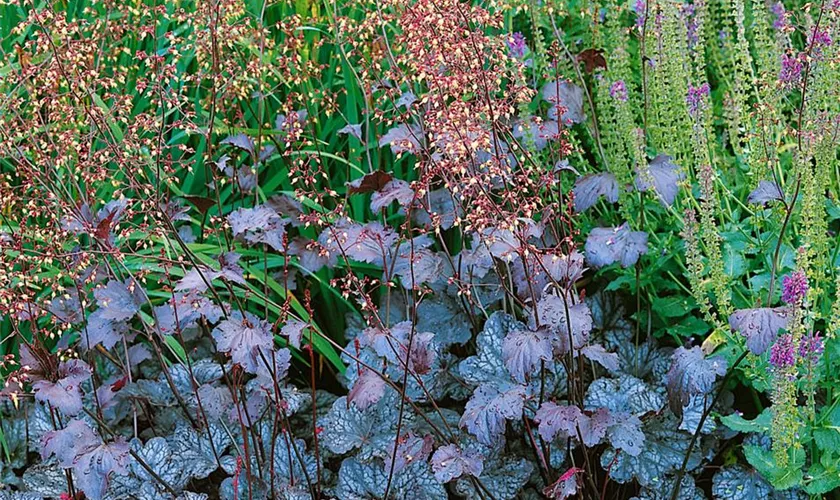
[782,270,809,304]
[686,83,710,116]
[799,331,824,365]
[770,334,796,370]
[507,32,528,59]
[770,2,787,30]
[779,53,804,87]
[610,80,628,102]
[809,29,832,48]
[634,0,646,26]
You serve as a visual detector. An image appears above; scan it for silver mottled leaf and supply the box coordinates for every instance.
[585,375,665,416]
[601,416,701,487]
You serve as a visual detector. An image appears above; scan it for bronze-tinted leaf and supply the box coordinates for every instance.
[347,171,394,194]
[577,48,607,73]
[184,195,216,215]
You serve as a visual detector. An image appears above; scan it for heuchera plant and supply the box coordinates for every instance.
[1,0,840,497]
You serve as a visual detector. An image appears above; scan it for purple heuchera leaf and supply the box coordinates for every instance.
[253,347,291,388]
[538,404,627,451]
[379,123,423,154]
[584,224,648,268]
[155,291,224,336]
[177,252,247,292]
[276,109,308,126]
[543,467,582,499]
[267,195,304,226]
[748,180,784,206]
[534,402,582,442]
[728,307,790,355]
[96,199,129,225]
[219,154,258,191]
[396,91,417,108]
[48,295,84,324]
[479,219,543,262]
[40,418,99,467]
[43,418,129,500]
[577,407,613,447]
[460,384,526,445]
[666,346,727,416]
[94,279,142,321]
[370,179,415,212]
[73,439,130,500]
[80,309,128,350]
[212,311,273,374]
[390,247,445,290]
[512,117,560,151]
[502,328,552,383]
[280,318,308,349]
[94,378,124,411]
[227,205,289,252]
[361,321,437,374]
[338,123,363,140]
[128,344,152,365]
[384,433,433,476]
[573,173,618,212]
[196,383,232,420]
[61,203,96,234]
[161,199,190,222]
[541,80,586,124]
[318,219,398,266]
[430,444,484,483]
[635,154,685,206]
[229,390,267,426]
[532,294,593,355]
[348,222,399,264]
[60,199,128,239]
[32,359,92,415]
[221,133,255,154]
[347,368,387,410]
[290,237,335,272]
[511,251,586,299]
[580,344,619,371]
[411,188,463,230]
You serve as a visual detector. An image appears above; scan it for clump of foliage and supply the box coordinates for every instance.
[1,0,840,497]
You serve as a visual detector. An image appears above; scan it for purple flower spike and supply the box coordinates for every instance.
[610,80,628,102]
[799,331,824,364]
[507,32,528,59]
[769,334,796,370]
[782,270,808,305]
[686,83,710,116]
[779,53,804,87]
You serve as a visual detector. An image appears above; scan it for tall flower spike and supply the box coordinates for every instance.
[781,270,808,305]
[507,32,528,59]
[798,331,824,365]
[769,334,796,372]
